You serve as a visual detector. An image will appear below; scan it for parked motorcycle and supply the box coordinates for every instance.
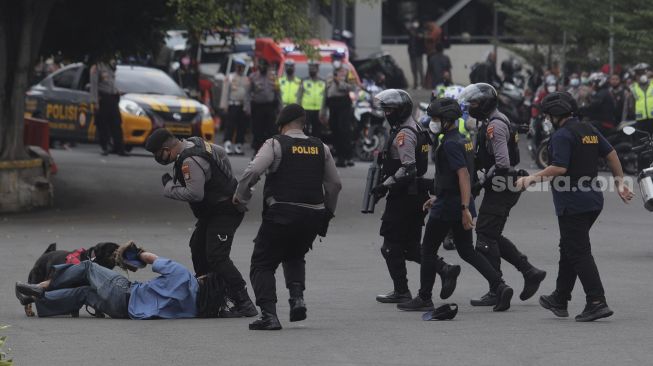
[498,82,529,128]
[623,125,653,211]
[354,83,387,162]
[528,115,553,169]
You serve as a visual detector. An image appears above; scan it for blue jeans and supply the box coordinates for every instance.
[35,261,131,318]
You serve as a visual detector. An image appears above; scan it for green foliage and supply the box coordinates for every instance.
[0,326,12,366]
[498,0,653,70]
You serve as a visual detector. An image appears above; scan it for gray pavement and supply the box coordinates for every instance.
[1,136,652,366]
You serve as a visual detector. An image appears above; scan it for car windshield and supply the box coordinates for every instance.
[285,63,334,80]
[115,67,186,96]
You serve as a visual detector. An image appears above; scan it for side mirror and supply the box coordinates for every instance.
[623,126,636,136]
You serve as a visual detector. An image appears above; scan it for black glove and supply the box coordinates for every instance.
[371,184,389,202]
[162,173,173,187]
[471,181,483,197]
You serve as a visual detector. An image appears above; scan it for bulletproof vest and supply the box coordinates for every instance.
[475,116,520,171]
[263,135,325,205]
[434,132,476,196]
[382,125,430,178]
[174,137,237,218]
[557,120,599,185]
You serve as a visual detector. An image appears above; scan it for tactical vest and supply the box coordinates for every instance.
[174,137,237,218]
[438,118,470,143]
[263,135,325,205]
[280,76,302,106]
[552,120,599,186]
[434,132,476,196]
[632,83,653,121]
[475,116,520,171]
[382,125,430,179]
[301,78,326,111]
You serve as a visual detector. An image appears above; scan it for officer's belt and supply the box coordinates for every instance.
[265,196,325,210]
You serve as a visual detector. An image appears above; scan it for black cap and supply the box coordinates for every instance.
[276,103,306,127]
[145,128,174,153]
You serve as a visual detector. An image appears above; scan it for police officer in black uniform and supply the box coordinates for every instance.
[517,92,633,322]
[233,104,342,330]
[371,89,460,304]
[458,83,546,307]
[145,129,257,318]
[398,97,514,312]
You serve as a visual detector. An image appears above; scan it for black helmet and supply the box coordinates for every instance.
[427,97,462,122]
[540,91,578,117]
[374,89,413,126]
[457,83,497,120]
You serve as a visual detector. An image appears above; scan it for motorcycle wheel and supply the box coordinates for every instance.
[355,131,386,162]
[535,141,549,169]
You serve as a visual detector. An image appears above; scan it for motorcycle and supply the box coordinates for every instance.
[623,125,653,211]
[354,83,387,162]
[529,115,553,169]
[498,82,529,129]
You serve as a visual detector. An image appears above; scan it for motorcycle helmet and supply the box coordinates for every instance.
[427,97,462,122]
[633,63,650,73]
[443,85,465,101]
[457,83,497,120]
[374,89,413,126]
[588,72,608,88]
[540,91,578,117]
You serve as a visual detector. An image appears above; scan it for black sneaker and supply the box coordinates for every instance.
[470,291,497,306]
[575,301,613,322]
[519,267,547,301]
[249,310,282,330]
[539,293,569,317]
[439,264,461,300]
[397,296,434,311]
[493,283,514,312]
[289,297,307,322]
[376,290,412,304]
[336,160,347,168]
[15,282,44,299]
[346,160,355,167]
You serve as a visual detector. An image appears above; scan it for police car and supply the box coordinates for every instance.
[25,63,215,149]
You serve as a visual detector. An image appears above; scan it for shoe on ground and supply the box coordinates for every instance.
[249,310,282,330]
[520,267,547,301]
[233,289,258,317]
[470,291,497,306]
[575,301,613,322]
[422,303,458,321]
[346,160,355,167]
[15,282,44,299]
[116,151,130,157]
[376,290,412,304]
[539,292,569,318]
[397,296,434,311]
[335,160,347,168]
[439,264,461,300]
[289,297,307,322]
[101,149,110,156]
[16,285,35,306]
[493,283,513,312]
[234,143,244,155]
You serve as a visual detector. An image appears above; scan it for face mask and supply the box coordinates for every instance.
[581,77,589,85]
[333,60,342,69]
[429,121,442,134]
[547,85,556,93]
[640,75,649,84]
[569,78,580,87]
[155,149,172,165]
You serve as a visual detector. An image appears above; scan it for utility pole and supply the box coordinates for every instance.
[609,6,614,75]
[561,30,567,84]
[493,1,498,59]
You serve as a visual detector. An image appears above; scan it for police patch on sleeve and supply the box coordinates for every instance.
[396,131,406,147]
[182,164,191,181]
[486,125,494,139]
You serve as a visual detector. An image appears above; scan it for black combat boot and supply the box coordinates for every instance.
[376,290,412,303]
[438,262,461,300]
[15,284,35,306]
[539,291,569,318]
[15,282,44,299]
[575,300,613,322]
[470,291,497,306]
[493,283,514,312]
[233,288,258,317]
[519,266,547,301]
[249,310,282,330]
[397,295,434,311]
[289,297,307,322]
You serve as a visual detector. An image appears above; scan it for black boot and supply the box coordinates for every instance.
[376,290,412,303]
[539,292,569,318]
[289,297,307,322]
[575,300,613,322]
[233,288,258,317]
[439,262,461,300]
[493,283,514,312]
[519,266,547,301]
[249,310,282,330]
[470,291,497,306]
[16,284,35,306]
[15,282,44,299]
[397,295,434,311]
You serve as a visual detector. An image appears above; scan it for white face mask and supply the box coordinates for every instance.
[640,75,649,84]
[569,78,580,87]
[547,85,556,93]
[333,60,342,69]
[429,121,442,134]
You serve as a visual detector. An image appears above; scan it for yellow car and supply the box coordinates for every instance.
[25,63,215,149]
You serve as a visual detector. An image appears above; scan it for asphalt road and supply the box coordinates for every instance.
[1,132,652,366]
